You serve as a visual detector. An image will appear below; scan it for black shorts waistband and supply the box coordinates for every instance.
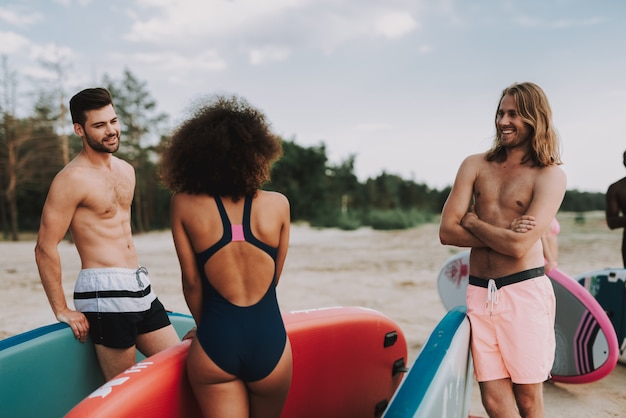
[469,267,545,289]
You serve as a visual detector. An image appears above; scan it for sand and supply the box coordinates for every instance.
[1,211,625,417]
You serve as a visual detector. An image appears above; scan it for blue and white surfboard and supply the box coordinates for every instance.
[383,306,473,418]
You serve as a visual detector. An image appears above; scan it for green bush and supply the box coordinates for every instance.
[335,214,363,230]
[309,210,363,230]
[574,212,586,224]
[366,209,433,230]
[308,208,434,230]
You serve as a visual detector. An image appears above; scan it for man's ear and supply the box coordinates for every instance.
[74,123,84,137]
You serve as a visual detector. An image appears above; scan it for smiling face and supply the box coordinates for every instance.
[74,104,121,154]
[495,94,533,149]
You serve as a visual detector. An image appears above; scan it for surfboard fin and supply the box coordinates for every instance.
[392,358,409,376]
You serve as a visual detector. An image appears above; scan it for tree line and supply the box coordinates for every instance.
[1,62,607,240]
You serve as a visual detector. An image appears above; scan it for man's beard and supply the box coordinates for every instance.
[85,132,120,153]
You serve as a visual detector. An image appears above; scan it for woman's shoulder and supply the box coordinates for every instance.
[172,191,214,207]
[257,189,288,200]
[256,190,290,209]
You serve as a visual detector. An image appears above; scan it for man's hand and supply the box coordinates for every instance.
[461,205,479,229]
[182,327,197,340]
[57,309,90,343]
[509,215,537,233]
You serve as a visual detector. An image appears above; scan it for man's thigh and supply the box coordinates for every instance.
[93,344,137,381]
[136,324,180,357]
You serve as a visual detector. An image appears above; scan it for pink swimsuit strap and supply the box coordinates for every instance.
[231,224,245,242]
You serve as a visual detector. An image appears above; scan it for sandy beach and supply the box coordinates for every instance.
[1,211,625,417]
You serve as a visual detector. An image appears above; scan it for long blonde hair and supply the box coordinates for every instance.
[487,82,562,166]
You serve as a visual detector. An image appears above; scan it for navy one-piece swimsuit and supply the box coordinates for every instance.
[194,195,287,382]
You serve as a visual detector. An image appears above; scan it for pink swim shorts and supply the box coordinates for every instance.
[466,274,556,384]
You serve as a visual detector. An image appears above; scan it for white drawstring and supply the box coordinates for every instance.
[486,279,499,315]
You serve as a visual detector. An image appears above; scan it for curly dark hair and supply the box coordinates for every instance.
[160,94,283,200]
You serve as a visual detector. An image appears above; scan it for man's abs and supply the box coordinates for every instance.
[469,244,544,279]
[71,224,138,268]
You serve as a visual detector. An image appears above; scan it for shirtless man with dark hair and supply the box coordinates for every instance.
[35,87,181,381]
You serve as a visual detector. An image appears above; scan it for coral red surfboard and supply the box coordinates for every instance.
[66,307,407,418]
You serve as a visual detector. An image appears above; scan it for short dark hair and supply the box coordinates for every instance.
[69,88,114,125]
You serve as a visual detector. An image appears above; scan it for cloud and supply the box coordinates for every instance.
[53,0,93,6]
[513,15,609,29]
[29,44,75,63]
[417,44,432,54]
[374,11,418,39]
[551,16,609,29]
[125,0,306,44]
[605,88,626,98]
[123,0,422,56]
[355,122,393,132]
[110,49,228,81]
[249,46,291,66]
[0,31,31,54]
[0,6,43,27]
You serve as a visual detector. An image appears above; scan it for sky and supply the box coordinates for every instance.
[1,0,625,193]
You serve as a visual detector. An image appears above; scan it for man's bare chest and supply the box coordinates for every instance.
[474,169,535,215]
[81,175,134,216]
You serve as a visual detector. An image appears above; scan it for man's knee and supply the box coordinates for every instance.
[513,383,544,417]
[480,382,517,417]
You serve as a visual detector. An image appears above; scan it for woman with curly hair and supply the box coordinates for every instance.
[160,94,291,418]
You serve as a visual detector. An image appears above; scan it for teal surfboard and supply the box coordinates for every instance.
[576,268,626,353]
[383,306,473,418]
[0,312,195,418]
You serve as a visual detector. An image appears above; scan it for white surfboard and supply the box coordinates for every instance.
[437,250,619,384]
